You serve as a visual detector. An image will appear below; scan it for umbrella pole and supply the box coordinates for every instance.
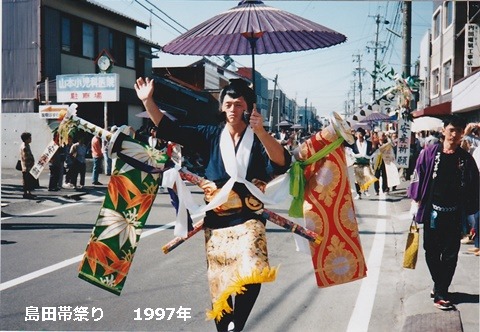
[249,38,256,101]
[242,31,263,103]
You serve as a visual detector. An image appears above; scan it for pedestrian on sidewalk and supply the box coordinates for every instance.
[372,132,389,195]
[19,132,36,199]
[103,126,113,176]
[408,114,479,310]
[70,135,87,189]
[147,126,159,149]
[91,135,103,185]
[48,133,63,191]
[465,125,480,256]
[62,136,75,189]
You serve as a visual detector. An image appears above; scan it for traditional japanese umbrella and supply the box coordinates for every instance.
[362,112,392,122]
[162,0,347,93]
[350,108,372,122]
[411,116,443,133]
[352,122,370,130]
[277,120,293,127]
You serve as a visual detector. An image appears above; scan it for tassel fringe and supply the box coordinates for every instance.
[206,266,278,322]
[360,177,378,192]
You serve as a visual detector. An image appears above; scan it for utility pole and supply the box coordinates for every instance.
[353,53,365,105]
[304,98,308,131]
[402,1,412,78]
[351,80,356,111]
[269,74,278,132]
[294,92,299,124]
[367,14,389,100]
[277,92,281,133]
[345,91,352,117]
[310,101,314,131]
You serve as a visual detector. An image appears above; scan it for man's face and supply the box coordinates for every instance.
[442,124,464,147]
[222,95,248,125]
[355,131,364,141]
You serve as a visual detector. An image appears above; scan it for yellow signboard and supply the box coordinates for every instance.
[39,105,68,119]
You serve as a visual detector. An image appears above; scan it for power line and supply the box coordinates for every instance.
[141,0,189,31]
[134,0,184,34]
[133,0,248,72]
[366,13,390,100]
[382,1,402,64]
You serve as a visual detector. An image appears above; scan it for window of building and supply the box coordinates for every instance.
[61,16,81,55]
[126,37,135,68]
[110,31,125,66]
[432,68,440,95]
[444,2,453,29]
[109,31,114,53]
[61,17,71,52]
[61,17,136,67]
[82,23,95,58]
[443,60,452,91]
[433,11,441,39]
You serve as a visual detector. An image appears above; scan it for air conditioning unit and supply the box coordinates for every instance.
[464,23,480,75]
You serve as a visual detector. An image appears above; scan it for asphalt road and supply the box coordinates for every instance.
[1,168,478,332]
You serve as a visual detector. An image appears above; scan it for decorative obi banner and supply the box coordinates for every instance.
[396,112,411,168]
[78,133,168,295]
[296,124,367,287]
[30,140,59,179]
[379,142,401,188]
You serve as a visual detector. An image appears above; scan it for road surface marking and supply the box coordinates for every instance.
[347,196,387,332]
[0,212,175,291]
[1,196,104,221]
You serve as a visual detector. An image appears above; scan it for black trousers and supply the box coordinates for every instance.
[374,161,388,193]
[48,164,61,190]
[215,284,261,332]
[71,160,86,186]
[22,171,36,193]
[423,210,461,298]
[355,183,361,195]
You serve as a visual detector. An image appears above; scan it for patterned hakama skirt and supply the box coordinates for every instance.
[353,164,377,192]
[204,219,277,321]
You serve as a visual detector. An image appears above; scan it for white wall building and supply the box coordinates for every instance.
[413,1,480,122]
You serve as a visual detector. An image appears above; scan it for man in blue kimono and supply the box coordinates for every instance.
[135,77,291,331]
[408,115,479,310]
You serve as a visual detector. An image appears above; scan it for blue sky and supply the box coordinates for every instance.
[100,1,433,117]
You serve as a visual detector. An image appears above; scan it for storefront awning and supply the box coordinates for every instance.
[452,69,480,113]
[412,101,451,118]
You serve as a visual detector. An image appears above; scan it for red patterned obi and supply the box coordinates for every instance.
[296,125,367,287]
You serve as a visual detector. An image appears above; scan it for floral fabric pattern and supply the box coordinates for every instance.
[200,178,265,216]
[204,219,277,321]
[298,126,367,287]
[78,135,163,295]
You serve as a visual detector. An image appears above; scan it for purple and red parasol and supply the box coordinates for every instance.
[162,0,347,92]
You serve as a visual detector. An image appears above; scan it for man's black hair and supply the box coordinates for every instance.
[442,114,467,129]
[219,78,255,113]
[356,127,366,136]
